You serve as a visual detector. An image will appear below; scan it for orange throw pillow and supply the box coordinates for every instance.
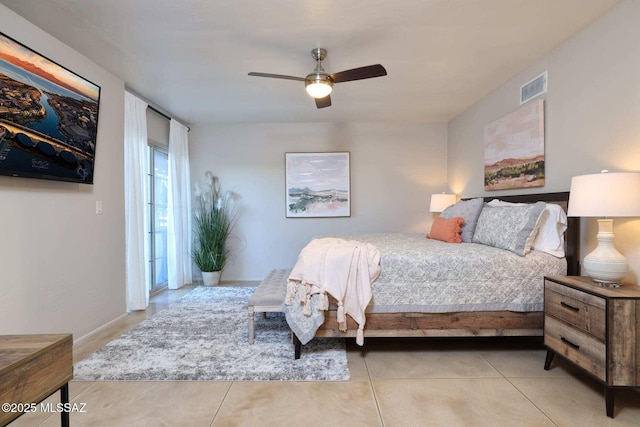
[427,216,464,243]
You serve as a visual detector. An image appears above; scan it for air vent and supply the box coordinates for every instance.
[520,71,547,104]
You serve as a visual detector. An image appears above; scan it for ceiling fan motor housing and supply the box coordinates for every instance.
[305,72,332,84]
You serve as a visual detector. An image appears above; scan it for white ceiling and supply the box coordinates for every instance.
[0,0,620,126]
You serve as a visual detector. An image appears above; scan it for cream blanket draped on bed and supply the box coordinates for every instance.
[284,237,381,345]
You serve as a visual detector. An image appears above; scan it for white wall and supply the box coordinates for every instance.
[447,0,640,283]
[189,122,448,280]
[0,4,127,339]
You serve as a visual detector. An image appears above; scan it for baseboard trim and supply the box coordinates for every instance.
[74,313,129,345]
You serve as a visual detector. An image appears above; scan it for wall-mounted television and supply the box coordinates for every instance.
[0,32,101,184]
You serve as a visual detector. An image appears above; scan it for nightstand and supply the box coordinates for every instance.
[543,276,640,418]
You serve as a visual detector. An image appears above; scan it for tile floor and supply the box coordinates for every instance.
[10,285,640,427]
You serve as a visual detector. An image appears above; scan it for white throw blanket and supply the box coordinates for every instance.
[284,237,381,345]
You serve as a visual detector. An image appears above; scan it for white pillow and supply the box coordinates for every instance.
[487,200,568,257]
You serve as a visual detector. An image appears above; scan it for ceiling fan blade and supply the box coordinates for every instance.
[248,72,305,82]
[315,95,331,109]
[330,64,387,83]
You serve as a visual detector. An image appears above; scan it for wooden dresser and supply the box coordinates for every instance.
[543,276,640,418]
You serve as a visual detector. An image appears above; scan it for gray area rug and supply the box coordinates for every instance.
[74,286,349,381]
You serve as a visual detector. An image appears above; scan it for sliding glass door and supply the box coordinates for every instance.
[148,145,169,293]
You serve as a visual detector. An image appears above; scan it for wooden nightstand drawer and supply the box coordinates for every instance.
[544,315,606,381]
[545,279,606,340]
[545,276,640,418]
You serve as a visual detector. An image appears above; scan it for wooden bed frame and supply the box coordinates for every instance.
[293,192,579,357]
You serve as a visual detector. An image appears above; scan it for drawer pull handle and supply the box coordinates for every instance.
[560,301,580,312]
[561,337,580,350]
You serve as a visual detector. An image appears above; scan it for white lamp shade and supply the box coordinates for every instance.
[568,172,640,217]
[430,193,457,213]
[567,171,640,284]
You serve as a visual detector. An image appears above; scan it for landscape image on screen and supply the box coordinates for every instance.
[0,32,100,184]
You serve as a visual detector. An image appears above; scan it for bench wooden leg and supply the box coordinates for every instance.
[248,306,255,344]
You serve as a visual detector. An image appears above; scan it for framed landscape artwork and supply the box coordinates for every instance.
[0,31,101,184]
[484,99,544,191]
[285,152,350,218]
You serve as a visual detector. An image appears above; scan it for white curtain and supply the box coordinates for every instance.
[124,91,150,311]
[167,119,193,289]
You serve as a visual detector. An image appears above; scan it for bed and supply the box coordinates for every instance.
[287,192,580,358]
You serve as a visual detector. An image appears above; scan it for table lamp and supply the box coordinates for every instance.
[567,171,640,285]
[430,193,457,213]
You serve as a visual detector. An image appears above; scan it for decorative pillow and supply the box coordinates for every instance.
[472,202,546,256]
[440,198,484,243]
[427,216,464,243]
[487,200,567,257]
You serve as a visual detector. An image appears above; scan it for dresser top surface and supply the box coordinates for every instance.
[546,276,640,299]
[0,334,72,372]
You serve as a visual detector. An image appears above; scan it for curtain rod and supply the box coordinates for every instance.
[126,87,190,131]
[147,104,170,121]
[146,105,191,132]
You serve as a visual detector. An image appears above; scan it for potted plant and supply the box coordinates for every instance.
[193,172,237,286]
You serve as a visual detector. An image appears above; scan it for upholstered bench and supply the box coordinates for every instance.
[248,269,290,344]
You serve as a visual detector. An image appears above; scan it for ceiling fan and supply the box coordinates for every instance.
[248,48,387,109]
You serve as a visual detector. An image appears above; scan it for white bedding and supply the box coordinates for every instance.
[336,233,566,313]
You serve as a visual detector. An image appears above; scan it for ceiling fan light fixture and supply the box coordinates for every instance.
[305,74,333,98]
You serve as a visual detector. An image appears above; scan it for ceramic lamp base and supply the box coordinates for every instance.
[583,218,628,285]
